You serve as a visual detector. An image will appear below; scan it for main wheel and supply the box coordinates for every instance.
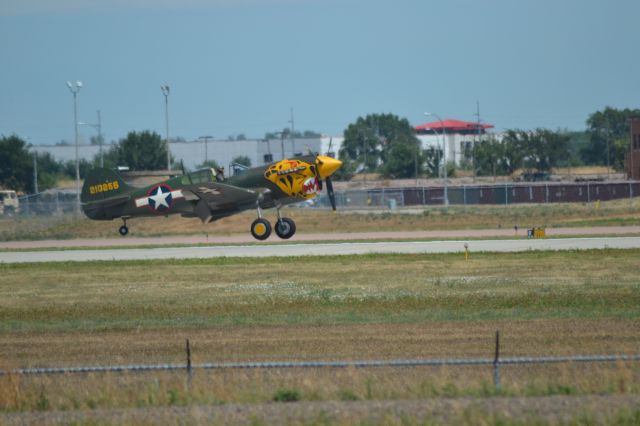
[250,218,272,240]
[118,225,129,236]
[275,217,296,239]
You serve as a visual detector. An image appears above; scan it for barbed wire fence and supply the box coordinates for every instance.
[2,332,639,391]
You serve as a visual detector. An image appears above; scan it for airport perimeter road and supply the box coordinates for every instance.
[1,237,640,263]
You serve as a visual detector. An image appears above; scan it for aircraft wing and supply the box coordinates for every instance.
[182,182,264,222]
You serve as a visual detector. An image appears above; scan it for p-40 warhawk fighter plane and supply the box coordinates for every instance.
[81,154,342,240]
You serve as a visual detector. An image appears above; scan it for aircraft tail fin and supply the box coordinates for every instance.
[81,168,131,204]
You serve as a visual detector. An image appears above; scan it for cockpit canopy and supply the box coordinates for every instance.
[181,168,218,185]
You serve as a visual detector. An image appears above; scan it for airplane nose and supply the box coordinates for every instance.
[317,155,342,178]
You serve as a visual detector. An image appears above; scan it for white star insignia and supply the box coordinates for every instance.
[148,186,171,210]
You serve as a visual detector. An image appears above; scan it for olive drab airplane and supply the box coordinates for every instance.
[80,154,342,240]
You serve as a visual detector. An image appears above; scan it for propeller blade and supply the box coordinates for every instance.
[326,176,336,211]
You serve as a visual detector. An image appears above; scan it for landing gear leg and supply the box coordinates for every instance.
[250,206,271,240]
[274,206,296,239]
[119,219,129,237]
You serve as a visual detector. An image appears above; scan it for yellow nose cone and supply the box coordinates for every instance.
[317,155,342,178]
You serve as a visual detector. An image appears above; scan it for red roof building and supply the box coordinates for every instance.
[415,119,494,135]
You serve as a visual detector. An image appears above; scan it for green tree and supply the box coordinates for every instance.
[340,113,422,179]
[498,129,570,174]
[474,137,508,176]
[0,135,33,192]
[63,158,94,180]
[231,155,251,167]
[34,152,63,191]
[264,129,321,139]
[423,147,443,177]
[90,135,104,146]
[106,131,168,171]
[581,107,640,169]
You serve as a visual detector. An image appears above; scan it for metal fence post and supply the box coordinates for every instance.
[186,338,192,384]
[493,330,501,390]
[504,183,508,206]
[545,184,549,203]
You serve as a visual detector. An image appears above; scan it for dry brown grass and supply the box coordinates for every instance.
[0,250,638,367]
[0,319,638,369]
[1,361,639,414]
[0,250,639,419]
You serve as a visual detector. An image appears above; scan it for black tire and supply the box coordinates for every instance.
[275,217,296,239]
[119,225,129,236]
[250,218,272,240]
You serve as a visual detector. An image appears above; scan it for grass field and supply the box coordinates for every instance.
[1,249,639,424]
[1,198,639,241]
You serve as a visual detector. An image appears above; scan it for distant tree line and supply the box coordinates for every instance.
[337,107,639,179]
[0,131,168,193]
[264,129,322,139]
[1,106,638,192]
[0,130,257,194]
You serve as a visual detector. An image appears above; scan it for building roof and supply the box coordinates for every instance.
[415,119,494,134]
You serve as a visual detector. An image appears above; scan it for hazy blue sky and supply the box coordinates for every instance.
[1,0,638,145]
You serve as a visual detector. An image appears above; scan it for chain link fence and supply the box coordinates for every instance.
[314,181,640,209]
[3,335,639,392]
[7,181,640,217]
[16,190,77,216]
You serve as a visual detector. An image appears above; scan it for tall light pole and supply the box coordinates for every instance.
[360,129,368,189]
[605,120,611,179]
[425,112,448,206]
[161,85,171,171]
[274,131,285,160]
[33,151,38,194]
[79,110,103,168]
[66,81,82,214]
[199,135,213,164]
[288,108,295,155]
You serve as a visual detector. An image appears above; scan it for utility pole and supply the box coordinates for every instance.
[289,108,295,155]
[33,151,38,194]
[79,111,103,168]
[274,131,285,160]
[66,81,82,215]
[474,101,481,182]
[606,120,611,179]
[199,135,213,164]
[362,130,367,189]
[161,85,171,171]
[425,112,448,206]
[96,110,103,168]
[414,142,419,186]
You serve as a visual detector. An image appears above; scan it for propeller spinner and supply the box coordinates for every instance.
[316,155,342,211]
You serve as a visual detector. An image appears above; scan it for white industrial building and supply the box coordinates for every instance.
[32,118,496,171]
[33,137,340,171]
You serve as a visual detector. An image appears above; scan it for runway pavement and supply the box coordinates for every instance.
[2,226,639,250]
[1,237,639,263]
